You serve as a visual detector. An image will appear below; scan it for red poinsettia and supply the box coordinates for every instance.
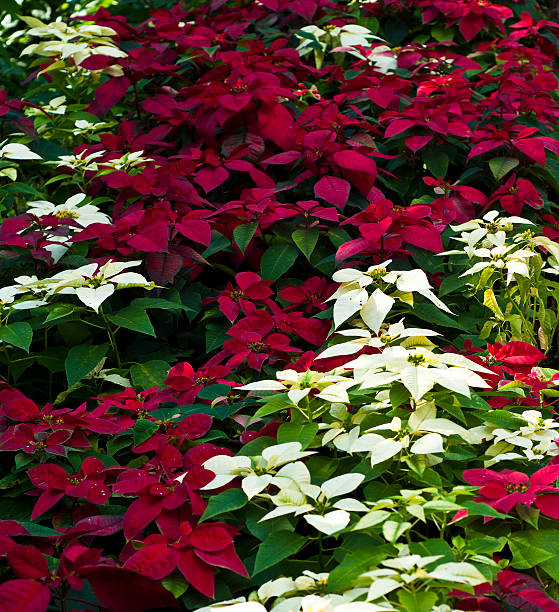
[123,520,247,597]
[463,464,559,517]
[27,458,111,519]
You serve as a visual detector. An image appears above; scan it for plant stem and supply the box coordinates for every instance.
[99,307,122,368]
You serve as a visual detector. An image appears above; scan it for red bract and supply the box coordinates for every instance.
[484,174,543,216]
[463,464,559,518]
[124,520,247,597]
[487,341,546,375]
[280,276,334,313]
[116,466,213,539]
[164,362,235,404]
[215,271,273,321]
[0,579,50,612]
[27,458,110,519]
[468,124,559,167]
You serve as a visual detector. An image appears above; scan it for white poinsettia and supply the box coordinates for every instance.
[27,193,111,228]
[296,24,378,55]
[345,345,491,401]
[20,15,127,71]
[359,552,488,603]
[261,471,367,532]
[52,150,105,171]
[48,260,153,312]
[0,140,42,160]
[25,95,67,117]
[192,442,315,497]
[331,44,397,73]
[73,119,112,135]
[450,210,532,237]
[359,401,473,466]
[98,150,153,172]
[240,369,357,404]
[317,319,439,360]
[0,285,47,310]
[481,409,559,465]
[330,262,452,330]
[458,232,535,285]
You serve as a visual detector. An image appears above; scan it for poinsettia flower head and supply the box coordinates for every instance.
[463,463,559,518]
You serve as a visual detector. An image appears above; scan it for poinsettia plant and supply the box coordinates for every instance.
[0,0,559,610]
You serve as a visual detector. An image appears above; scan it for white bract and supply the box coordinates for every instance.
[27,193,111,228]
[52,150,105,171]
[50,260,152,312]
[317,319,439,360]
[240,369,357,404]
[0,140,41,160]
[190,442,315,498]
[330,261,452,330]
[345,345,491,401]
[331,45,397,73]
[458,231,535,285]
[296,24,378,54]
[20,15,127,73]
[260,472,367,533]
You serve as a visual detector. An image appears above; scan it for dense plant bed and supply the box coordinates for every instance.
[1,0,559,610]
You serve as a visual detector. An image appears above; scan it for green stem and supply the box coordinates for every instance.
[99,307,122,368]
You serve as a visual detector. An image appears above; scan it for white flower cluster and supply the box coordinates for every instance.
[51,149,153,174]
[0,139,42,180]
[196,550,488,611]
[442,210,559,283]
[26,193,111,262]
[0,260,153,313]
[20,16,127,75]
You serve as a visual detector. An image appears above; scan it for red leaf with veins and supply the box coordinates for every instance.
[314,175,350,210]
[0,579,50,612]
[123,495,165,540]
[123,544,176,579]
[177,548,215,597]
[7,546,48,579]
[191,523,233,551]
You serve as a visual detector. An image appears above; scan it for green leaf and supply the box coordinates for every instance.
[197,384,231,400]
[328,227,352,248]
[508,532,555,569]
[44,304,76,323]
[439,274,468,297]
[0,322,33,352]
[409,302,466,331]
[489,157,519,181]
[253,530,305,574]
[398,590,437,612]
[131,297,190,313]
[19,522,60,537]
[327,545,392,592]
[292,228,319,261]
[130,360,170,389]
[475,410,525,430]
[277,422,318,449]
[461,501,508,519]
[161,573,188,598]
[260,243,299,281]
[65,343,109,388]
[389,383,410,409]
[107,306,155,337]
[424,151,449,179]
[233,222,258,254]
[133,419,159,446]
[253,399,291,419]
[0,0,20,15]
[201,489,248,522]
